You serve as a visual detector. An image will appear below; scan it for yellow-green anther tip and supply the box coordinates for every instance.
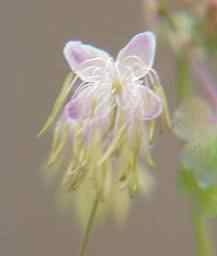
[38,72,75,137]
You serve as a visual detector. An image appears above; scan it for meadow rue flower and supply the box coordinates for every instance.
[41,32,170,228]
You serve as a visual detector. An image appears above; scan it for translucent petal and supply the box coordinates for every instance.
[64,41,114,82]
[119,85,162,121]
[136,86,163,120]
[116,32,156,82]
[64,88,92,122]
[63,83,114,136]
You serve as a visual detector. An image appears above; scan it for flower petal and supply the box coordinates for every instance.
[63,41,114,82]
[136,86,163,120]
[64,88,92,122]
[116,32,156,82]
[118,84,162,121]
[64,85,113,123]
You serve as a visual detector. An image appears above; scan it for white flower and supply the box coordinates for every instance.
[42,32,169,227]
[63,32,163,124]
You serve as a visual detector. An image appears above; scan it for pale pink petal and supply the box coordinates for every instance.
[117,83,162,121]
[64,85,113,123]
[63,85,114,143]
[137,86,162,120]
[64,87,93,122]
[116,32,156,82]
[64,41,114,82]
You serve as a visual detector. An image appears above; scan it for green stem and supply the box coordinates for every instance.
[176,54,192,103]
[79,193,100,256]
[192,208,214,256]
[159,1,177,31]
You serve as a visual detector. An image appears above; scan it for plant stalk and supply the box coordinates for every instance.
[192,208,214,256]
[79,193,100,256]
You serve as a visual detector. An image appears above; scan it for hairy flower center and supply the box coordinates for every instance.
[112,80,123,94]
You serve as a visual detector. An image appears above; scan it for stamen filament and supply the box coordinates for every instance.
[39,73,77,136]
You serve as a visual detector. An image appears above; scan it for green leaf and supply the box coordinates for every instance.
[178,168,217,218]
[178,168,199,195]
[199,186,217,218]
[176,53,192,103]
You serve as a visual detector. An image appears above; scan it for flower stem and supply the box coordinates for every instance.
[176,53,192,103]
[79,193,100,256]
[192,208,214,256]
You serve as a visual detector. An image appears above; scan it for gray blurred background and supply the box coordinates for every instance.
[0,0,200,255]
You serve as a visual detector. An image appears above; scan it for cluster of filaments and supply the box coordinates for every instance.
[44,56,169,219]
